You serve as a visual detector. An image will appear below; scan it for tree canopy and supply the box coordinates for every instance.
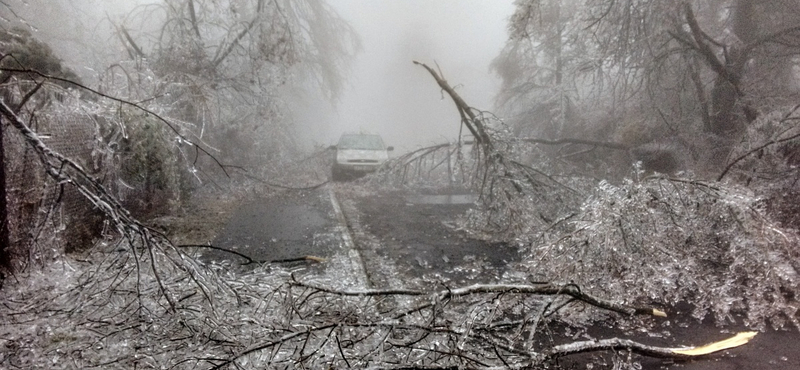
[493,0,800,174]
[110,0,360,166]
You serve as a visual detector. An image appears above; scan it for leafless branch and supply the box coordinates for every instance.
[188,0,202,39]
[177,244,325,265]
[13,80,42,113]
[681,3,738,88]
[120,26,145,58]
[414,61,491,146]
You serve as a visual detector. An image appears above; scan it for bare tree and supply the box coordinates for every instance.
[494,0,800,174]
[112,0,360,167]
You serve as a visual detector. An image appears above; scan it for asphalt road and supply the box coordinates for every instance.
[206,185,520,287]
[209,189,337,263]
[338,186,520,289]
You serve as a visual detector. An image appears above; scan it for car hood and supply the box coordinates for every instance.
[336,149,389,163]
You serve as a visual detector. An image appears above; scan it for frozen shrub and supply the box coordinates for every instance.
[722,105,800,189]
[115,110,185,218]
[516,177,800,330]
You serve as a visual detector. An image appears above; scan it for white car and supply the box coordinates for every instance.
[331,134,393,181]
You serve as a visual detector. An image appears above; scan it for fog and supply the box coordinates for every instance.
[298,1,515,152]
[1,0,160,85]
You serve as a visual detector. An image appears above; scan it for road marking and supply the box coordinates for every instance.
[328,187,371,288]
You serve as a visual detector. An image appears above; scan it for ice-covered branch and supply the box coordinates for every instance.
[0,93,219,316]
[291,279,667,317]
[202,278,754,369]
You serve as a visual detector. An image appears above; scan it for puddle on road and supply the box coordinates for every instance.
[404,194,478,205]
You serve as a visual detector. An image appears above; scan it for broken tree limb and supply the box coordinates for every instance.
[213,323,756,369]
[206,278,756,369]
[546,331,757,360]
[239,172,329,190]
[414,61,492,146]
[177,244,325,265]
[290,280,666,318]
[410,61,587,235]
[0,98,134,230]
[0,92,232,317]
[0,96,181,312]
[671,331,758,356]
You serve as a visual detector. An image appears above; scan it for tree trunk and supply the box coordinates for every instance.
[708,73,740,136]
[0,116,9,272]
[707,0,757,138]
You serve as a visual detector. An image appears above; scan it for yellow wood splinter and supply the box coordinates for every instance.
[671,331,758,356]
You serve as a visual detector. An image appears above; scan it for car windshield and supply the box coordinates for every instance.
[338,135,385,150]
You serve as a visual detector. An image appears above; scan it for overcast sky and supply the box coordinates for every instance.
[312,1,515,151]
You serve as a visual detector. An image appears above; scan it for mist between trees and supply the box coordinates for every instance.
[0,0,799,369]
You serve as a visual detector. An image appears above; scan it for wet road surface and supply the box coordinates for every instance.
[205,185,520,288]
[210,190,337,263]
[344,187,519,289]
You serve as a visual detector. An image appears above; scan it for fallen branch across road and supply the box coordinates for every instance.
[177,244,325,265]
[407,61,585,238]
[205,278,756,369]
[291,279,667,317]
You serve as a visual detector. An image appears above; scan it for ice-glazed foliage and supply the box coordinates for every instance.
[113,108,188,217]
[0,240,273,369]
[516,177,800,330]
[380,58,800,336]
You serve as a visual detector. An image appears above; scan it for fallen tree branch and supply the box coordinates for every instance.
[414,61,491,146]
[177,244,325,265]
[410,60,587,236]
[547,331,758,359]
[291,279,666,318]
[207,278,755,369]
[239,173,329,190]
[0,93,222,317]
[0,98,137,233]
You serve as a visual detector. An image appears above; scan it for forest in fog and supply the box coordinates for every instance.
[1,1,800,369]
